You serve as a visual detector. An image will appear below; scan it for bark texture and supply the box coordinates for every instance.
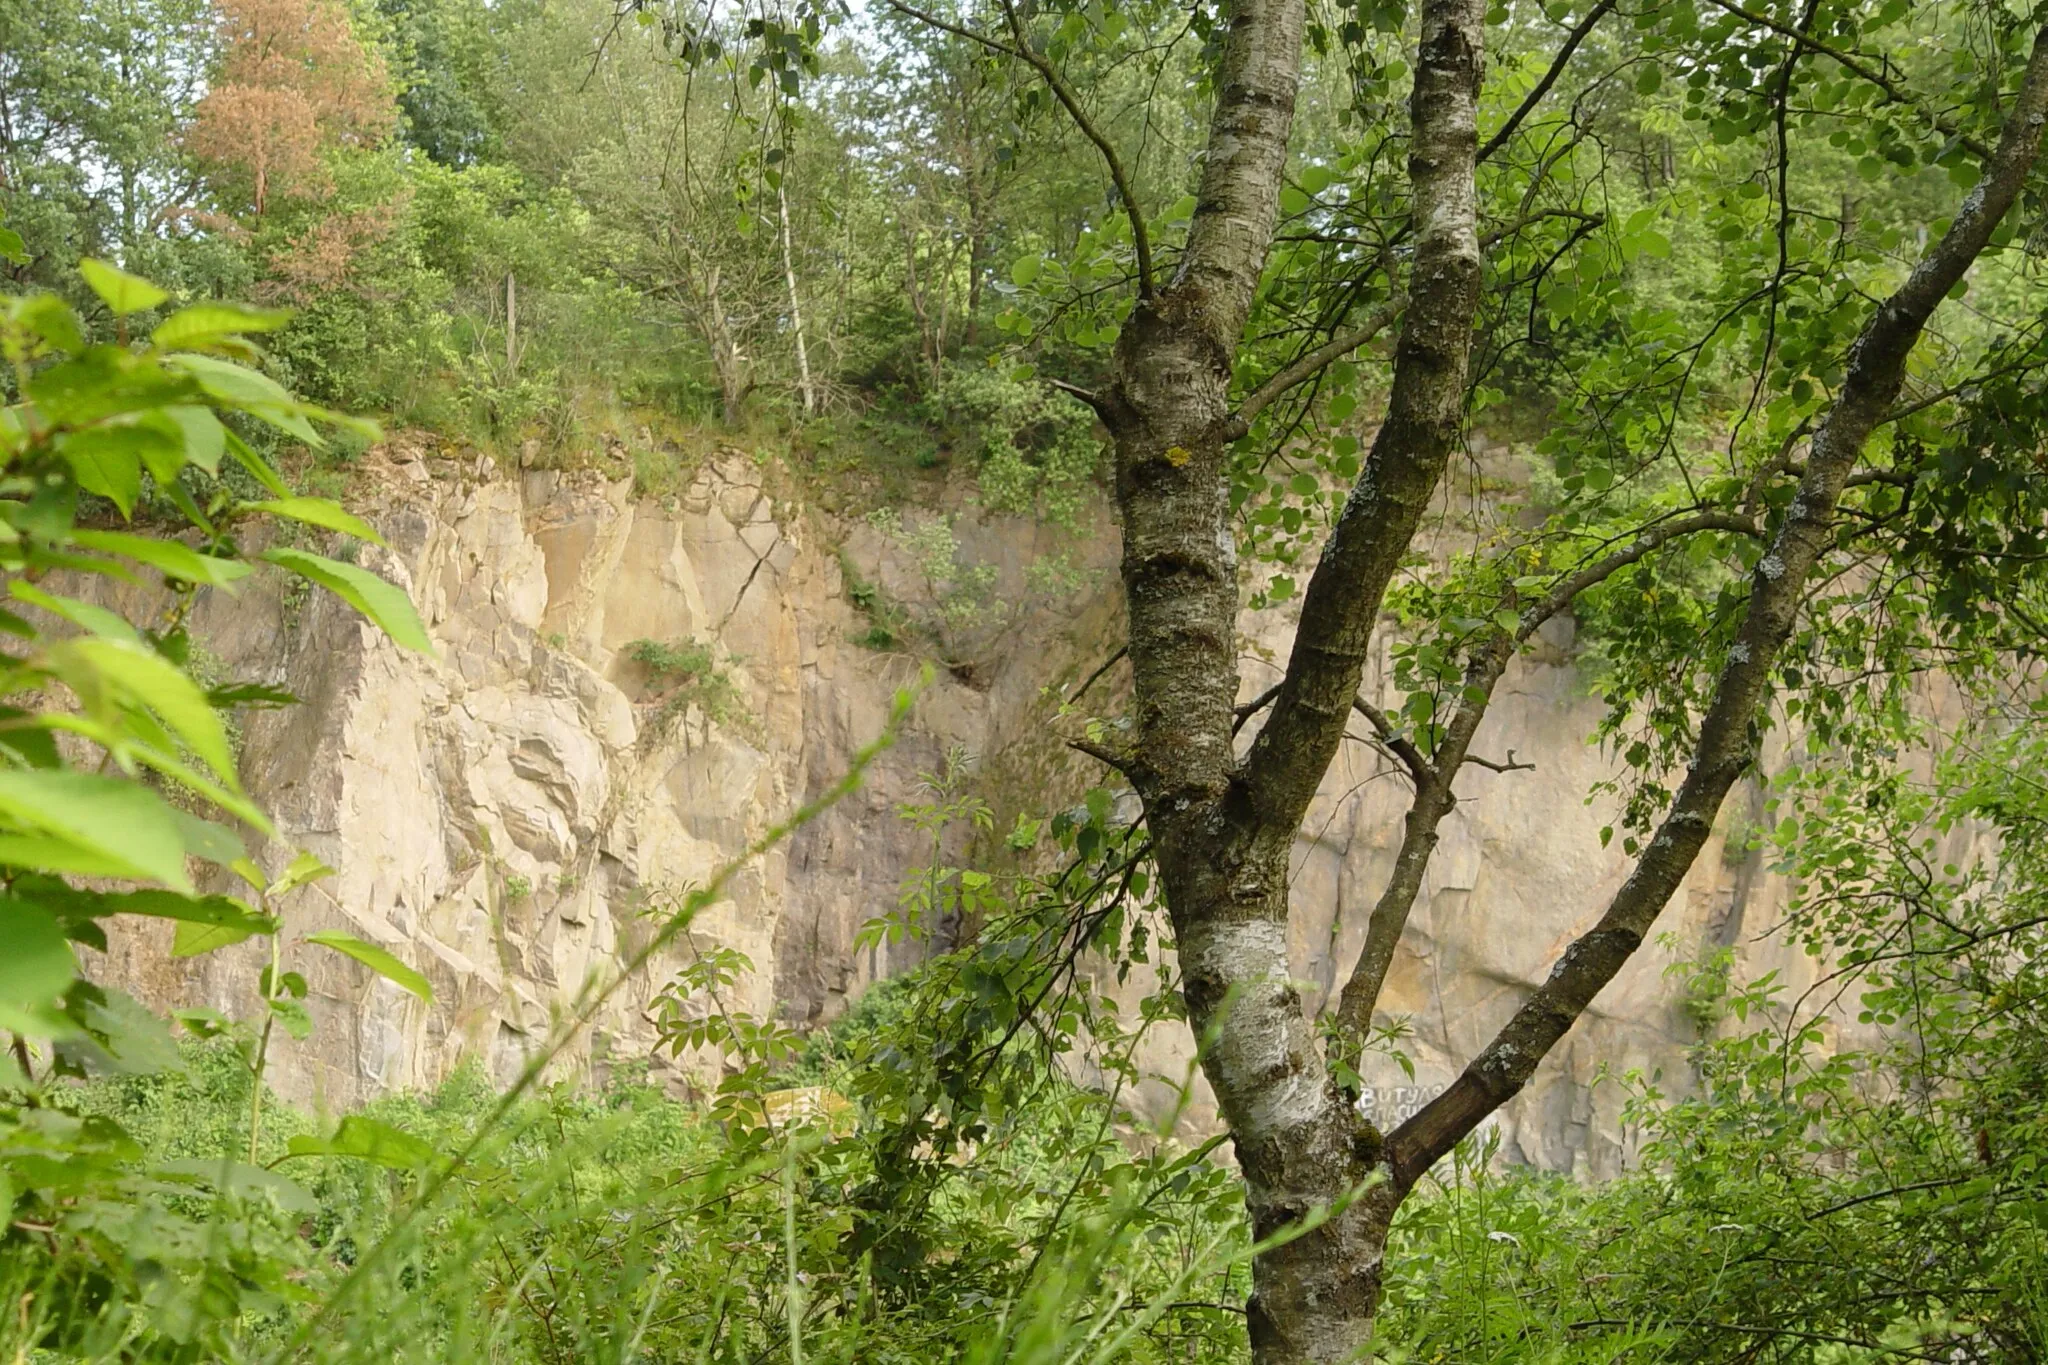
[1098,1,1486,1360]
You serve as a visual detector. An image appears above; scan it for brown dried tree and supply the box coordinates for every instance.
[185,0,391,216]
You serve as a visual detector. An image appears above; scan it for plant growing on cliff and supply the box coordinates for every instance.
[625,634,753,732]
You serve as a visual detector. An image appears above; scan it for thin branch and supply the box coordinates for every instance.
[1518,510,1763,641]
[1480,206,1605,248]
[1386,26,2048,1191]
[1228,295,1404,434]
[1350,697,1430,785]
[993,0,1156,298]
[1069,645,1128,703]
[1233,681,1283,735]
[1069,736,1136,776]
[1700,0,1993,161]
[1475,0,1619,165]
[1045,375,1111,416]
[882,0,1021,59]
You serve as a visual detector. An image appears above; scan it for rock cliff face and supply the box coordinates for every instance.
[93,441,1908,1177]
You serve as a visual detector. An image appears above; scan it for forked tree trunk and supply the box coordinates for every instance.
[1095,0,1483,1359]
[1083,0,2048,1358]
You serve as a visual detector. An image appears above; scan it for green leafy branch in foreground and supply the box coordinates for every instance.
[0,261,452,1346]
[0,260,435,1039]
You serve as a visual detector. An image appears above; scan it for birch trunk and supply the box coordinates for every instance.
[778,178,815,416]
[1093,0,1485,1358]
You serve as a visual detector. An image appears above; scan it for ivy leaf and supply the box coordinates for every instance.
[306,931,432,1002]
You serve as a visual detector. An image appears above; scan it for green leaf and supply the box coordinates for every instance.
[268,995,313,1039]
[0,771,194,891]
[0,706,61,769]
[285,1115,435,1170]
[1279,186,1312,216]
[223,430,291,496]
[11,294,84,353]
[94,889,272,942]
[52,637,240,785]
[57,988,184,1077]
[151,302,292,351]
[242,497,385,546]
[157,1158,316,1212]
[162,405,225,473]
[174,918,265,956]
[172,810,248,865]
[71,531,251,587]
[268,850,334,898]
[1010,256,1041,287]
[167,354,321,444]
[0,897,78,1035]
[0,225,25,266]
[79,258,168,316]
[205,681,298,709]
[306,931,432,1002]
[58,427,145,515]
[262,548,432,654]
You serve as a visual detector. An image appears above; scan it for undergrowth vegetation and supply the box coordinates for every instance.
[9,0,2048,1357]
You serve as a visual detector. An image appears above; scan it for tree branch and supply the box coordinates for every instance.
[993,0,1156,298]
[1228,294,1405,434]
[1699,0,1993,161]
[1349,696,1429,786]
[1475,0,1617,165]
[1384,26,2048,1191]
[1068,645,1128,702]
[1045,375,1110,416]
[1330,509,1760,1049]
[1517,510,1762,640]
[1238,0,1489,838]
[1069,735,1137,776]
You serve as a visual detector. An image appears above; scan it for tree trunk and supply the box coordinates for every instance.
[901,223,940,385]
[702,266,748,427]
[964,186,988,348]
[505,271,518,377]
[1091,0,1489,1360]
[1022,0,2047,1349]
[778,178,815,416]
